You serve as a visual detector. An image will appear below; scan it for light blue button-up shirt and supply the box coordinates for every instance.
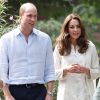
[0,27,55,84]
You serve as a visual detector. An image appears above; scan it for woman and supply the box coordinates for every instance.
[53,13,100,100]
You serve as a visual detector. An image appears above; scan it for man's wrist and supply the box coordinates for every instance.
[47,91,53,96]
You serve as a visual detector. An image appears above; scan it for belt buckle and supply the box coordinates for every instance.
[25,84,31,88]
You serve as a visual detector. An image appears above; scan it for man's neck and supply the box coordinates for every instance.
[19,26,32,38]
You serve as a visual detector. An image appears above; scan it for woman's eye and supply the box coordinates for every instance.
[77,25,80,28]
[69,25,80,29]
[69,26,74,29]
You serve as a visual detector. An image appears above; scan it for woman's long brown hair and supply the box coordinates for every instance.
[56,13,89,56]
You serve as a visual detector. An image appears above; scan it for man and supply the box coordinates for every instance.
[0,3,55,100]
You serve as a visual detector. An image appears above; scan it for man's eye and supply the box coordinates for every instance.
[28,15,32,17]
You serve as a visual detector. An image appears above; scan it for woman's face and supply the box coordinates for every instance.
[68,19,81,42]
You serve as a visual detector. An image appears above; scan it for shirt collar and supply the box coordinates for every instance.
[15,26,38,37]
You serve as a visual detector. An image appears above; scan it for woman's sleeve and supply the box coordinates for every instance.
[53,46,64,80]
[89,43,100,79]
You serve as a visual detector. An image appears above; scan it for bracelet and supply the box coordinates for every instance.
[47,91,53,96]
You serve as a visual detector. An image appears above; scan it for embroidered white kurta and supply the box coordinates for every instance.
[54,41,100,100]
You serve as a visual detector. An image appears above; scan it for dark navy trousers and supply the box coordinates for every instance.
[9,84,47,100]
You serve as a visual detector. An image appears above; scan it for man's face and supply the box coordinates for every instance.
[20,6,37,30]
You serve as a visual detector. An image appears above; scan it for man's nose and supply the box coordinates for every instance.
[31,16,37,22]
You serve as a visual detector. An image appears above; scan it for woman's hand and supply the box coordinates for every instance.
[68,64,81,73]
[68,64,90,77]
[63,65,73,77]
[63,64,90,78]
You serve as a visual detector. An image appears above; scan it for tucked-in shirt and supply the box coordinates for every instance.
[0,27,55,84]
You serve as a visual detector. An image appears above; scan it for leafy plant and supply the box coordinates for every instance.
[0,1,7,23]
[36,18,62,48]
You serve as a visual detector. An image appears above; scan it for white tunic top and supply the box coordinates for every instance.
[54,41,100,100]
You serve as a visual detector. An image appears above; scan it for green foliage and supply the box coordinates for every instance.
[6,0,72,20]
[0,90,4,100]
[0,1,18,37]
[0,1,7,23]
[0,1,7,37]
[36,18,62,48]
[0,0,19,37]
[0,17,19,37]
[73,4,100,24]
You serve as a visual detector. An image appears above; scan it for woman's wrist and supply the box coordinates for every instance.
[85,68,91,78]
[63,68,68,77]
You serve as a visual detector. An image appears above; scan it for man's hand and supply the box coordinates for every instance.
[3,84,15,100]
[46,81,54,100]
[45,94,53,100]
[5,95,15,100]
[0,80,3,89]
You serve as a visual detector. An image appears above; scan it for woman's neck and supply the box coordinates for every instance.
[70,38,77,47]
